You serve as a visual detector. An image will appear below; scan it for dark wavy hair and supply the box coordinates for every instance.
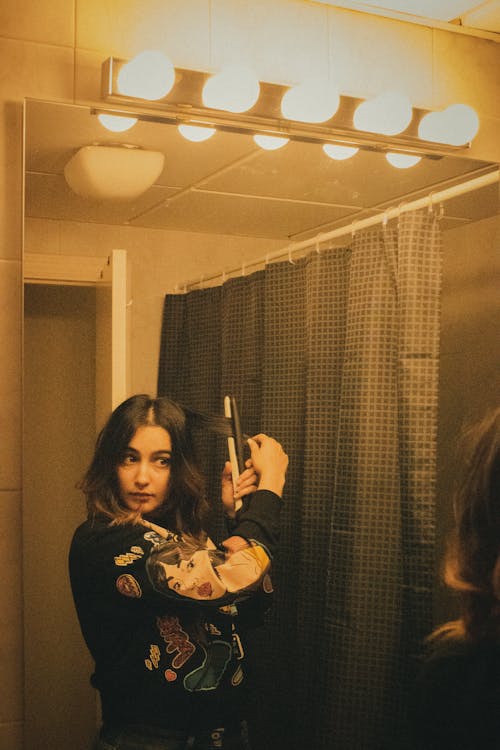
[79,394,215,535]
[433,406,500,642]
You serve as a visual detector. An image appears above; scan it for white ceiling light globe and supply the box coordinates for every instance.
[117,50,175,101]
[97,114,138,132]
[323,144,359,160]
[281,79,339,123]
[178,124,216,142]
[202,66,260,113]
[253,134,289,150]
[354,92,413,135]
[418,104,479,146]
[386,152,421,169]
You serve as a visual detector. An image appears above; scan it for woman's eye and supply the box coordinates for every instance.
[187,560,195,570]
[121,453,137,465]
[157,457,171,467]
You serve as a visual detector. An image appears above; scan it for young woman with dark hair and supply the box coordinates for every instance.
[69,394,288,750]
[411,406,500,750]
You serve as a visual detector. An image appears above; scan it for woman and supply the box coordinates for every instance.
[411,406,500,750]
[69,394,288,750]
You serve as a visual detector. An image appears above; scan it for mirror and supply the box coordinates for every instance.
[23,97,499,750]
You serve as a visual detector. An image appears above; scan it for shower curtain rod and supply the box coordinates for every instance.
[180,168,499,292]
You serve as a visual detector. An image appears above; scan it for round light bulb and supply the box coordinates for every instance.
[97,114,138,132]
[418,104,479,146]
[117,50,175,101]
[354,92,412,135]
[281,79,339,123]
[386,152,421,169]
[253,134,289,150]
[202,66,260,113]
[178,124,216,142]
[323,144,359,160]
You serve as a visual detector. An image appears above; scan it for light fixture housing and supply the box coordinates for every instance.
[418,104,479,145]
[323,144,359,160]
[178,124,216,142]
[64,145,165,201]
[253,134,289,150]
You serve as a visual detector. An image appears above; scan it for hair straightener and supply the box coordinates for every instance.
[224,395,246,511]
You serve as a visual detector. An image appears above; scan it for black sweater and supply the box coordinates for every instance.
[69,489,281,731]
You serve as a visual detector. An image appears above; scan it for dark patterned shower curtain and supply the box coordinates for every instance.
[157,210,441,750]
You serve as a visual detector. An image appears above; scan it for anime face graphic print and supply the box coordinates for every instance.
[148,538,271,602]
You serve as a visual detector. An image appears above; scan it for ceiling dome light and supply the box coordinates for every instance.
[178,124,216,142]
[418,104,479,146]
[323,144,359,160]
[97,114,138,132]
[64,145,165,201]
[253,134,289,150]
[202,66,260,113]
[386,152,421,169]
[117,50,175,101]
[281,79,339,123]
[353,92,413,135]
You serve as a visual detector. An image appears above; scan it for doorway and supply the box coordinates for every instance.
[23,283,98,750]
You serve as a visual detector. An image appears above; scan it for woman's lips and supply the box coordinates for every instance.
[197,582,213,597]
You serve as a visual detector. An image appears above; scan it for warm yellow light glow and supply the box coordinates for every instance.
[117,50,175,101]
[322,144,359,160]
[178,124,216,142]
[386,152,421,169]
[353,92,413,135]
[281,79,339,123]
[418,104,479,145]
[253,134,289,150]
[202,66,260,113]
[98,114,138,132]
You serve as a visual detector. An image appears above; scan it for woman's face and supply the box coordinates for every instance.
[116,425,172,516]
[162,549,227,600]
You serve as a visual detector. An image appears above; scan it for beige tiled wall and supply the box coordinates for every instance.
[2,0,499,746]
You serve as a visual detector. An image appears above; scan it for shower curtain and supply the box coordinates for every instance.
[157,209,441,750]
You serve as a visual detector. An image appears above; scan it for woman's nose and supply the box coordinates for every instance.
[134,461,150,486]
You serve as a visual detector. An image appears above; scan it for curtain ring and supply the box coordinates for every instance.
[241,262,246,276]
[382,210,389,228]
[288,246,296,265]
[265,254,270,266]
[438,202,445,220]
[351,221,357,238]
[222,269,227,283]
[428,193,434,214]
[199,274,204,288]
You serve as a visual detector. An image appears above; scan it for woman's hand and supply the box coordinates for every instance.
[221,459,258,517]
[248,434,288,498]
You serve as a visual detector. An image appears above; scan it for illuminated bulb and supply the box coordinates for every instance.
[418,104,479,146]
[281,79,339,123]
[353,92,412,135]
[386,152,421,169]
[178,124,216,142]
[202,66,260,113]
[253,134,289,150]
[117,50,175,100]
[98,114,138,132]
[323,144,358,160]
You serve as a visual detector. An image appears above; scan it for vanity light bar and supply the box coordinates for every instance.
[100,56,470,160]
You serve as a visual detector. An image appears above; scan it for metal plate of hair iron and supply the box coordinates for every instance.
[224,395,245,502]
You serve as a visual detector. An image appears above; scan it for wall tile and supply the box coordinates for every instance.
[432,30,500,120]
[327,7,433,105]
[0,262,22,490]
[0,0,74,47]
[76,0,210,69]
[0,495,23,724]
[211,0,329,83]
[0,38,74,260]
